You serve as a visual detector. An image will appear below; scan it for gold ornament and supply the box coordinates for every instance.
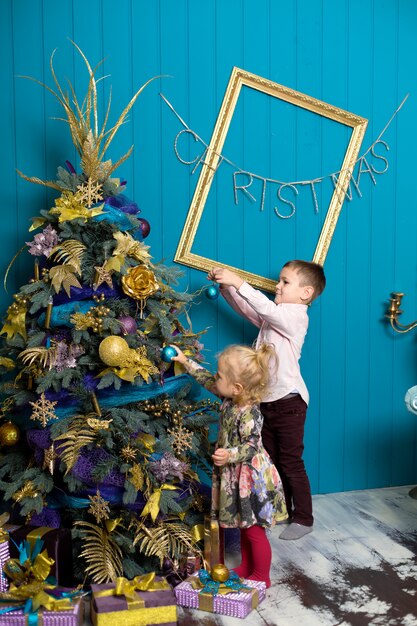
[121,265,159,318]
[29,393,58,427]
[167,423,193,455]
[93,265,113,290]
[126,346,159,383]
[43,444,58,474]
[12,481,40,502]
[0,294,28,340]
[76,178,103,208]
[211,563,230,583]
[98,336,131,366]
[129,463,145,491]
[49,189,104,222]
[88,489,111,524]
[0,421,20,446]
[121,445,137,462]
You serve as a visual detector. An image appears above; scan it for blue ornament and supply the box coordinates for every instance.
[206,285,219,300]
[161,346,178,363]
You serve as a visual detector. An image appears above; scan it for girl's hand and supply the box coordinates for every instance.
[207,267,243,290]
[169,345,187,364]
[212,448,230,467]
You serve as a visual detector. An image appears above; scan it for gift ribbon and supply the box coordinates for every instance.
[140,484,177,522]
[0,584,84,626]
[190,571,259,613]
[95,573,170,604]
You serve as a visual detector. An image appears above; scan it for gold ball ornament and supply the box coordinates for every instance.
[210,563,230,583]
[98,336,131,367]
[0,421,20,446]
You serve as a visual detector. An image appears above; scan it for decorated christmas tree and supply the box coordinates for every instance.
[0,45,217,583]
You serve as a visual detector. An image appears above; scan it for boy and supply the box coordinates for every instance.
[208,260,326,540]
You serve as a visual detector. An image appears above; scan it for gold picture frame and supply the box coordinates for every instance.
[174,67,368,293]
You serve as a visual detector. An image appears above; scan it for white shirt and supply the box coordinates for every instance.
[221,282,309,404]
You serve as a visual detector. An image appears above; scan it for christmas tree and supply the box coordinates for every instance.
[0,45,217,583]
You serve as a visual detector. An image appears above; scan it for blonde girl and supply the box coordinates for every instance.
[171,343,287,588]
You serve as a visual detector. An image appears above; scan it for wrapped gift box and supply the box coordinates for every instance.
[203,516,224,568]
[0,523,19,592]
[174,575,266,618]
[91,580,177,626]
[0,591,84,625]
[7,525,73,586]
[0,539,9,592]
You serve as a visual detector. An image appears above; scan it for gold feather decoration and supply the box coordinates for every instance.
[53,415,97,474]
[74,520,123,583]
[18,345,58,370]
[18,41,160,186]
[131,519,202,566]
[50,239,86,274]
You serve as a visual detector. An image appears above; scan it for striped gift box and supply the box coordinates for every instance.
[174,575,266,618]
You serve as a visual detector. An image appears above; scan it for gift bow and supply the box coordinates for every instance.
[196,568,250,595]
[3,536,55,587]
[95,572,170,602]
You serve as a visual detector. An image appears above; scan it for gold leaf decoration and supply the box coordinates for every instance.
[18,42,159,186]
[18,346,58,370]
[75,520,123,583]
[132,519,201,566]
[112,232,152,264]
[53,415,97,474]
[49,265,82,297]
[50,239,86,274]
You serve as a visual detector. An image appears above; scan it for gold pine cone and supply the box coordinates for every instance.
[121,265,159,301]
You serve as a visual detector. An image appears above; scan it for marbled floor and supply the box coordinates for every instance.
[178,486,417,626]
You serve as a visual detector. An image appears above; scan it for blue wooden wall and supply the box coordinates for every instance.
[1,0,417,495]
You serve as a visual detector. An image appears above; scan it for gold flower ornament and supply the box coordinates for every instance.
[121,265,159,317]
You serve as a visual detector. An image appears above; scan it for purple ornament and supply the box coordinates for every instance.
[118,315,138,335]
[139,218,151,239]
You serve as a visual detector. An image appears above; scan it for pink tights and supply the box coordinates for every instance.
[233,525,271,588]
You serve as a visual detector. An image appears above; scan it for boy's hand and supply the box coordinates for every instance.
[212,448,230,467]
[169,345,187,364]
[208,267,244,290]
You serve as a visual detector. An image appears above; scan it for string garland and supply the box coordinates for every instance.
[161,92,408,218]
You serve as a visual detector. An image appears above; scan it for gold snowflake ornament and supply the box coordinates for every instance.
[88,489,110,524]
[29,393,58,427]
[167,423,193,455]
[76,179,103,208]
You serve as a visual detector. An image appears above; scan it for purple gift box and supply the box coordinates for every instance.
[90,581,177,626]
[0,592,84,626]
[0,539,10,592]
[174,575,266,618]
[0,524,19,592]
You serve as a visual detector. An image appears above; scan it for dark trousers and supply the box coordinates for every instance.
[260,394,313,527]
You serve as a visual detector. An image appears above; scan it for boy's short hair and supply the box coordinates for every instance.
[284,260,326,302]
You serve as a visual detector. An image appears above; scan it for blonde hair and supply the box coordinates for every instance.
[218,343,277,404]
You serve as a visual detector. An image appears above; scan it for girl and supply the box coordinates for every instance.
[171,343,287,588]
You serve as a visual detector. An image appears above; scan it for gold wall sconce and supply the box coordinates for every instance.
[385,292,417,333]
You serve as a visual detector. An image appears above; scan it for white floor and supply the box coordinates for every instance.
[178,486,417,626]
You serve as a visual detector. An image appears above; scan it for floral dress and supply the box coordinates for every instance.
[185,360,287,528]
